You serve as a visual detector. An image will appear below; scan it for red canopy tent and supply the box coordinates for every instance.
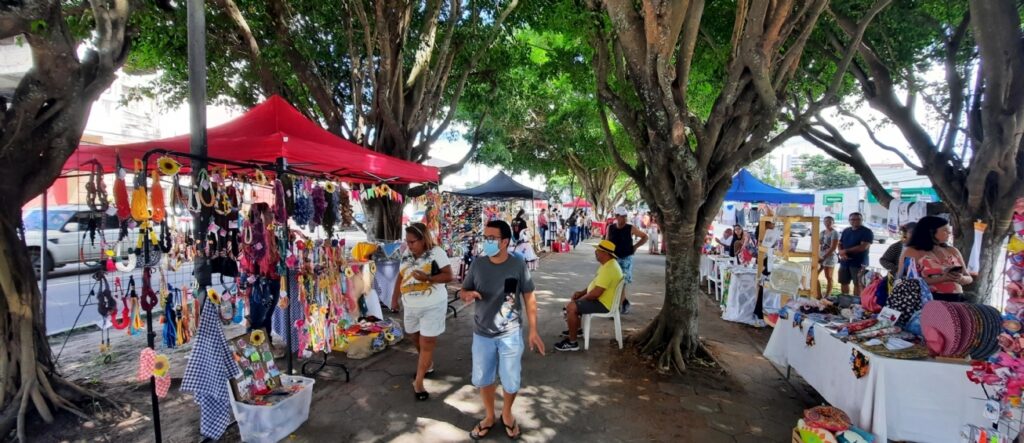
[563,197,592,208]
[63,95,439,184]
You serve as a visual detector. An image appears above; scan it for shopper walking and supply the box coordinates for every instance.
[647,211,661,255]
[511,209,528,240]
[461,220,545,440]
[538,208,549,250]
[604,207,648,314]
[391,222,453,401]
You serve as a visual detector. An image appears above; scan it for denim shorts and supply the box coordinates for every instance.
[472,331,524,394]
[616,256,634,284]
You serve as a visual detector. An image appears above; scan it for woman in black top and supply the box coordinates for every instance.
[511,209,528,241]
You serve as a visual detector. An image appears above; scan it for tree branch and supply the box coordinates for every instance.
[836,109,924,172]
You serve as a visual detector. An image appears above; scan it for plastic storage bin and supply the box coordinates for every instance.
[229,375,315,443]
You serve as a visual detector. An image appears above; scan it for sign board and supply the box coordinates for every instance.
[866,187,940,203]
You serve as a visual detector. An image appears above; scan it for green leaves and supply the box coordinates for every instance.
[791,154,860,190]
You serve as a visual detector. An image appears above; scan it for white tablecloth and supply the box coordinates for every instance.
[721,268,758,325]
[764,317,1000,443]
[700,255,716,280]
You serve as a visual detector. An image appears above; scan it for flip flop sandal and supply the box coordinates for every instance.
[470,420,494,440]
[503,418,521,440]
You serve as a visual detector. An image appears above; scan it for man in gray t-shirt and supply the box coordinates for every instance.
[461,220,545,440]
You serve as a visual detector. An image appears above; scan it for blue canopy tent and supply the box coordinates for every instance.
[725,169,814,204]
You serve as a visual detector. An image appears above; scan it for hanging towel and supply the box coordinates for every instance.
[272,273,303,353]
[181,297,241,440]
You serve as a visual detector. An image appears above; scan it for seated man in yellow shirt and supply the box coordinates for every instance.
[555,240,624,352]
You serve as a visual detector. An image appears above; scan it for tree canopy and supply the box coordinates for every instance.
[791,154,860,190]
[461,27,635,216]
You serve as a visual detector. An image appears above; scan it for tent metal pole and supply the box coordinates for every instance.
[40,191,47,323]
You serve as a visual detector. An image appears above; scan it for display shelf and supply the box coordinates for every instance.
[757,215,821,298]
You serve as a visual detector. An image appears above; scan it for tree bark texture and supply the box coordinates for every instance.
[588,0,885,372]
[0,0,133,438]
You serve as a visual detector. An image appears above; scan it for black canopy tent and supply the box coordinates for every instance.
[451,171,549,200]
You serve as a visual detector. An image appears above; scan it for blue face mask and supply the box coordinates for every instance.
[482,239,501,257]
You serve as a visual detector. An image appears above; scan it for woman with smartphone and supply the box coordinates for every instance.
[392,222,454,400]
[897,216,973,302]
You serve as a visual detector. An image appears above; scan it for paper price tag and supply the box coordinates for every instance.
[879,307,901,324]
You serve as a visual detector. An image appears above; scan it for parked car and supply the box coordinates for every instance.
[23,205,121,273]
[867,223,889,244]
[789,222,811,237]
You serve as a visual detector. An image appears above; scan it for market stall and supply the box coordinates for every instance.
[450,172,549,256]
[61,96,440,441]
[765,312,1004,443]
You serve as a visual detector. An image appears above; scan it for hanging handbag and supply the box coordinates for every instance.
[888,258,931,327]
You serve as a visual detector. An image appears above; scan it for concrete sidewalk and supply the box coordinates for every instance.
[273,241,816,443]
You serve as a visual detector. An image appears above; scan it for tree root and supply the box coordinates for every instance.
[632,314,717,375]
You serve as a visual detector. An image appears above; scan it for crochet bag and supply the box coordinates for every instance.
[887,258,933,327]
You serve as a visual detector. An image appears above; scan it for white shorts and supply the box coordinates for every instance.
[403,302,447,337]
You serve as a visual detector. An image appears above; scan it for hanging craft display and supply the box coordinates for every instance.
[114,155,131,221]
[351,183,403,203]
[85,160,110,213]
[138,348,172,398]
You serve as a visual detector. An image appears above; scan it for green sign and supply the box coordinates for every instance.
[823,194,844,204]
[866,187,940,203]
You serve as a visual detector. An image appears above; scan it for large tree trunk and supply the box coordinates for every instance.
[0,207,78,440]
[949,202,1016,304]
[363,183,408,242]
[633,218,705,372]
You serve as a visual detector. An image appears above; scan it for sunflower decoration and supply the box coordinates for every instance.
[369,262,377,274]
[250,329,266,346]
[345,267,355,278]
[156,156,182,176]
[207,288,221,305]
[324,181,337,193]
[152,354,170,377]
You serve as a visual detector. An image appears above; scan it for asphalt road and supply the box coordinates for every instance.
[39,263,198,336]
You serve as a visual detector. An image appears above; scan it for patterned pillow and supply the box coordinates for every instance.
[798,419,839,443]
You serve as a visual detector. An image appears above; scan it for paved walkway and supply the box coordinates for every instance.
[45,239,819,442]
[271,241,816,443]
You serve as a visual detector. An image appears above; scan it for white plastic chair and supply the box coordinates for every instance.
[582,278,627,350]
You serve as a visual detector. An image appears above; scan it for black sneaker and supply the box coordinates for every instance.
[554,339,580,352]
[560,328,583,337]
[620,300,632,314]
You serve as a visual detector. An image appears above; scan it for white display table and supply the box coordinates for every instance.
[764,316,1006,443]
[721,268,758,325]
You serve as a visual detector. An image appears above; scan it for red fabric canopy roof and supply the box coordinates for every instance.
[64,95,439,184]
[563,197,591,208]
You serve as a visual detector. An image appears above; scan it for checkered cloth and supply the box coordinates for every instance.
[181,297,241,440]
[272,273,302,353]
